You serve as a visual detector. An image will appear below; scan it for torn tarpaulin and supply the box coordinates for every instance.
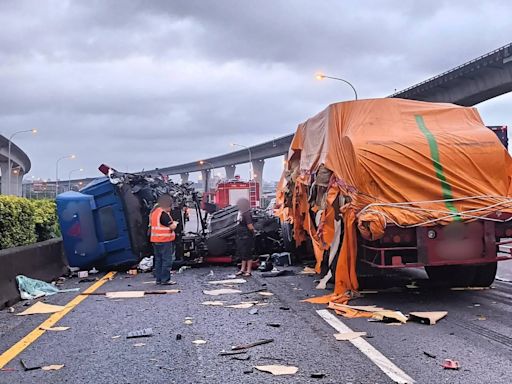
[16,275,79,300]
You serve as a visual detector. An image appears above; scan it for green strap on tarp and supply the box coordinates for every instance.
[415,115,460,220]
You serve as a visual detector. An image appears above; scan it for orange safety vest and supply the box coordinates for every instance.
[149,207,176,243]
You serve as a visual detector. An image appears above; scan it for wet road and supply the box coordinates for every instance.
[1,261,512,384]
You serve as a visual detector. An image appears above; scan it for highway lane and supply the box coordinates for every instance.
[0,261,511,383]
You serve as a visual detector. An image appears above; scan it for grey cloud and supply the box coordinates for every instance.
[0,0,511,182]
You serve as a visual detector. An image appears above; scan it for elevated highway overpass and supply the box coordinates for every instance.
[0,135,31,196]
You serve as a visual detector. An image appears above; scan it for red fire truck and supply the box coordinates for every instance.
[211,177,260,209]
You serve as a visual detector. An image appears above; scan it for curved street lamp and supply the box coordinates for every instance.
[315,73,358,100]
[7,129,37,194]
[56,154,76,196]
[230,143,253,180]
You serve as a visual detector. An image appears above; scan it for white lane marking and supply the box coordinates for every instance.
[317,309,415,384]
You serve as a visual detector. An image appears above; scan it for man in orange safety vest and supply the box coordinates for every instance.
[149,194,178,285]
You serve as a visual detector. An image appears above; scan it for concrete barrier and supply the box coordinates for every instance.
[0,238,68,309]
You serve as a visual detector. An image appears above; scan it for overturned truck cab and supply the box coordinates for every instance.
[276,98,512,292]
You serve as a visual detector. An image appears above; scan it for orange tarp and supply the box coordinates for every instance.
[279,98,512,295]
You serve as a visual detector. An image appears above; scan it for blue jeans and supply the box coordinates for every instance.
[153,242,175,283]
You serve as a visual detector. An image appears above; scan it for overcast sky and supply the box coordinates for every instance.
[1,0,512,182]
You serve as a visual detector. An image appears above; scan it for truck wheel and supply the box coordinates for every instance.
[425,265,477,287]
[471,262,497,287]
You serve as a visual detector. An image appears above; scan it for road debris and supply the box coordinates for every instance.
[7,307,15,313]
[40,326,70,332]
[261,270,292,278]
[138,256,153,272]
[409,311,447,325]
[231,339,274,351]
[78,271,89,278]
[184,319,193,325]
[299,266,316,275]
[16,302,65,316]
[232,355,251,361]
[83,289,180,298]
[106,291,145,299]
[311,372,326,378]
[328,303,408,323]
[16,275,79,300]
[20,359,41,371]
[192,339,207,345]
[127,269,138,275]
[133,343,146,347]
[208,279,247,285]
[127,328,153,338]
[258,291,274,296]
[41,365,64,371]
[249,308,259,315]
[333,332,367,341]
[178,266,191,274]
[79,278,97,283]
[203,288,242,296]
[266,323,281,328]
[226,303,255,309]
[279,306,290,311]
[423,351,437,359]
[219,350,248,356]
[176,334,182,340]
[254,365,298,375]
[477,315,487,321]
[201,301,225,306]
[442,359,460,370]
[111,335,121,339]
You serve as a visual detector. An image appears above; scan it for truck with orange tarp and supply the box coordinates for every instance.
[276,98,512,295]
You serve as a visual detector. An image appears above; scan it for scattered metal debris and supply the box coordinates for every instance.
[231,339,274,351]
[127,328,153,339]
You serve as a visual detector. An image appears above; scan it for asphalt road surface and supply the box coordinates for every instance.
[1,260,512,384]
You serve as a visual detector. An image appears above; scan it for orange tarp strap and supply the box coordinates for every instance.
[334,208,359,294]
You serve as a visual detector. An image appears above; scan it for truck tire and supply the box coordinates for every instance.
[471,262,497,287]
[425,265,477,287]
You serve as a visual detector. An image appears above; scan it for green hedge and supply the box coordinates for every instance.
[0,196,60,250]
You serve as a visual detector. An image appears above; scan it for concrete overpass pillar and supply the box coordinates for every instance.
[225,165,236,179]
[180,173,189,184]
[0,162,23,196]
[201,169,211,192]
[251,159,264,189]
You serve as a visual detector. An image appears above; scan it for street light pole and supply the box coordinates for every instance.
[68,168,84,190]
[230,143,253,180]
[315,73,358,100]
[7,129,37,195]
[55,154,76,197]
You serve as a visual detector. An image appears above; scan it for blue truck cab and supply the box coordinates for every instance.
[56,177,147,269]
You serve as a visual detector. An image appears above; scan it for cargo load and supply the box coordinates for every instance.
[276,98,512,299]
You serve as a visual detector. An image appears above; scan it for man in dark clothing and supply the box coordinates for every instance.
[235,198,255,277]
[149,194,178,285]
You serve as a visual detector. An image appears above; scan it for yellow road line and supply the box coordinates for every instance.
[0,271,116,369]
